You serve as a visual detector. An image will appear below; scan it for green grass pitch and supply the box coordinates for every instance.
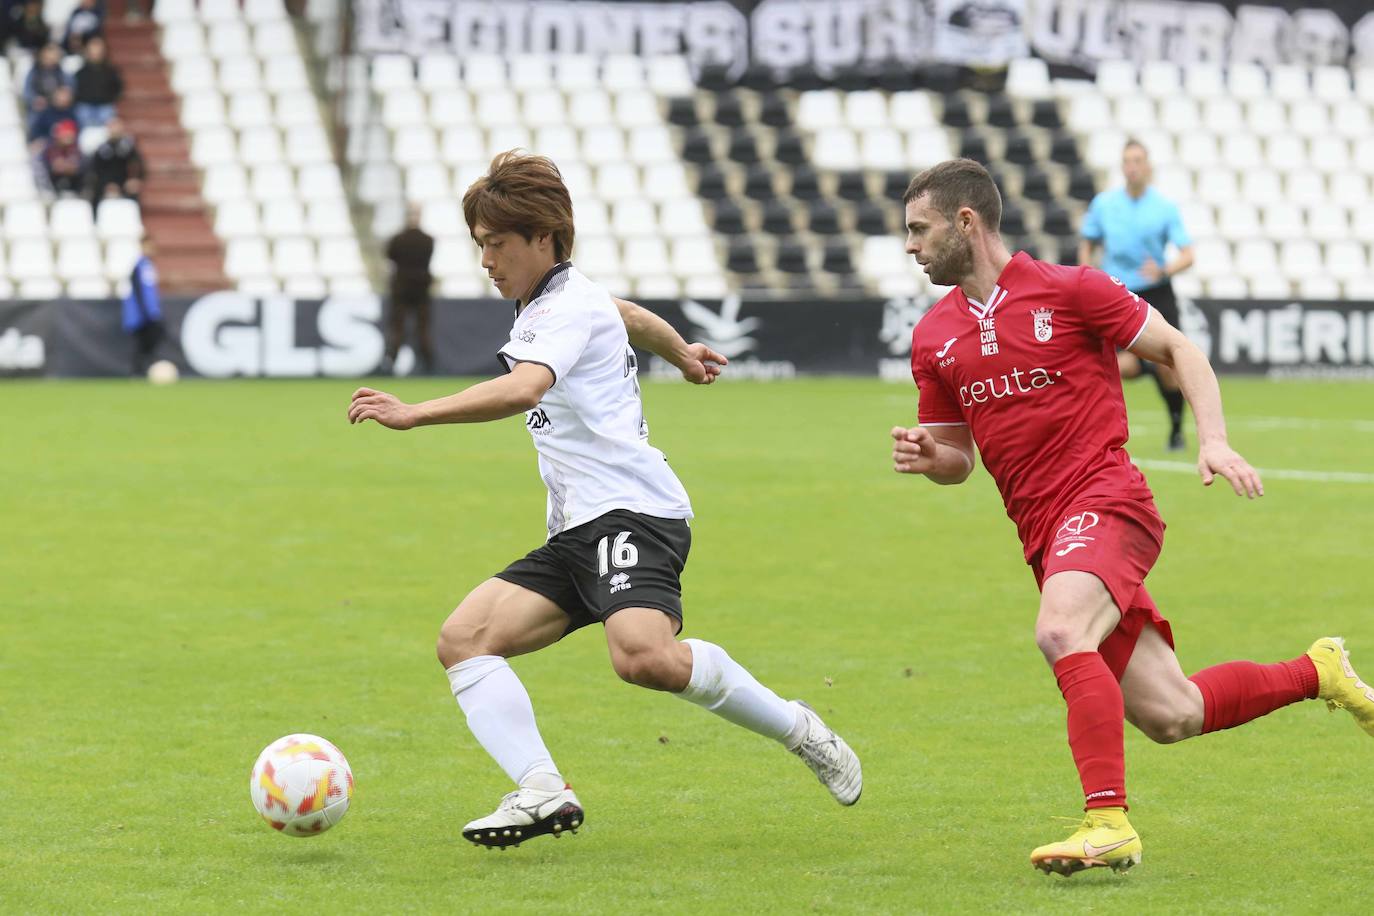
[3,375,1373,913]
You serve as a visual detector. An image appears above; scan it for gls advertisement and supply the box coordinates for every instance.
[5,295,1374,379]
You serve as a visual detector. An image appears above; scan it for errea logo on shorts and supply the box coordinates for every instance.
[958,367,1062,407]
[608,572,632,593]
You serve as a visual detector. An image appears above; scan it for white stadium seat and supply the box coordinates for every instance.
[254,22,297,57]
[509,54,554,92]
[273,237,317,276]
[251,163,295,201]
[405,162,450,202]
[1227,63,1268,100]
[797,91,843,131]
[569,90,614,129]
[474,90,522,128]
[555,56,601,94]
[1006,57,1050,99]
[261,200,307,238]
[218,57,262,92]
[371,55,415,92]
[318,238,366,276]
[297,163,346,202]
[1269,65,1310,102]
[845,91,888,130]
[460,54,507,92]
[4,200,47,239]
[1139,61,1181,98]
[428,91,474,127]
[381,89,427,128]
[1313,65,1352,102]
[602,55,646,92]
[214,201,261,239]
[49,199,95,239]
[1095,59,1137,97]
[646,56,694,97]
[209,23,253,58]
[417,55,460,91]
[104,239,141,280]
[95,199,143,239]
[891,92,938,128]
[614,90,661,129]
[57,239,103,280]
[1325,240,1367,279]
[244,0,287,23]
[8,238,54,279]
[522,92,568,126]
[307,200,353,239]
[238,126,283,166]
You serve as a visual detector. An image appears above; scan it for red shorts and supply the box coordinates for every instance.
[1030,498,1175,680]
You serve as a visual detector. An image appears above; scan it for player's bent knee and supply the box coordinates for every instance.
[1034,622,1088,663]
[1135,709,1196,744]
[611,646,687,692]
[436,611,496,667]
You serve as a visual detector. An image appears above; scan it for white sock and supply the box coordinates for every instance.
[446,655,563,789]
[676,639,805,745]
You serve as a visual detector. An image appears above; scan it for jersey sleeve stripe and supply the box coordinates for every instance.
[1124,307,1151,350]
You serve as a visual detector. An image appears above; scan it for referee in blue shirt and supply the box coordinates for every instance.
[1078,139,1196,451]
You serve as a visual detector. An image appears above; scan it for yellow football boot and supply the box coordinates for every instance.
[1307,637,1374,736]
[1030,807,1141,876]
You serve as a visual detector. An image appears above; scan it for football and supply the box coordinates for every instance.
[249,734,353,836]
[146,360,179,385]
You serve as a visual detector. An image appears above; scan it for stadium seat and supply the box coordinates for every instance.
[602,55,646,92]
[172,58,216,94]
[1227,63,1268,100]
[48,199,94,240]
[418,56,460,91]
[371,55,415,92]
[318,238,365,276]
[214,200,261,239]
[238,126,283,166]
[428,91,474,128]
[509,55,554,92]
[1095,60,1137,97]
[460,54,507,92]
[209,23,253,59]
[261,200,306,238]
[1325,240,1367,279]
[646,57,693,97]
[8,238,53,280]
[1006,58,1051,99]
[103,238,140,280]
[95,199,143,239]
[58,248,106,293]
[1139,61,1181,98]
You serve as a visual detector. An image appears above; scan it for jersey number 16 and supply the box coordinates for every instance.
[596,531,639,576]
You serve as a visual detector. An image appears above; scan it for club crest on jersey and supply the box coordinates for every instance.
[1031,307,1053,342]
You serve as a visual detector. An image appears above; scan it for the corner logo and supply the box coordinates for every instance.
[0,327,45,372]
[680,294,759,358]
[608,572,632,594]
[1032,307,1053,342]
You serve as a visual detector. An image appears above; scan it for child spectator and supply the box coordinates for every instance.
[43,118,85,194]
[29,83,76,144]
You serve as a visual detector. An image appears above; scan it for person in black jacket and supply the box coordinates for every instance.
[6,0,51,52]
[89,117,144,211]
[74,36,121,128]
[383,205,436,374]
[62,0,101,52]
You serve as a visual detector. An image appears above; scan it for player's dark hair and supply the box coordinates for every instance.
[463,150,575,261]
[903,158,1002,233]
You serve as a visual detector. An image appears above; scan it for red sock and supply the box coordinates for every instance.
[1189,656,1318,734]
[1053,652,1127,811]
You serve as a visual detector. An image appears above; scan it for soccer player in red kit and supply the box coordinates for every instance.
[891,159,1374,876]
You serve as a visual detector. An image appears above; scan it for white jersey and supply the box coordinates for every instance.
[497,263,693,537]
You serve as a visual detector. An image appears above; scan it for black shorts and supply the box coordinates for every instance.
[495,510,692,636]
[1136,281,1178,328]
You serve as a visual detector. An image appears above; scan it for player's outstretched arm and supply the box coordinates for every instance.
[613,296,726,384]
[347,363,554,429]
[1128,307,1264,498]
[891,424,975,485]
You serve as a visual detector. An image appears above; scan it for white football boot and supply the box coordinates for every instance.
[462,784,584,849]
[788,701,862,805]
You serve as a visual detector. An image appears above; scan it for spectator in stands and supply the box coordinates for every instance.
[123,235,164,376]
[42,117,85,194]
[74,36,121,128]
[382,205,436,374]
[62,0,102,52]
[7,0,51,52]
[29,83,76,145]
[23,43,73,131]
[1078,138,1195,451]
[89,117,143,210]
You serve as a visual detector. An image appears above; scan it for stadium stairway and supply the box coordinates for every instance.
[104,0,226,293]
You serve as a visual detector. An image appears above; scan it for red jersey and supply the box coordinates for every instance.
[910,252,1157,559]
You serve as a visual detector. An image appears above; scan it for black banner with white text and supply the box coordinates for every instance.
[352,0,1374,76]
[7,295,1374,379]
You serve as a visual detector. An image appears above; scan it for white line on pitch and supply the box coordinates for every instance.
[1134,458,1374,485]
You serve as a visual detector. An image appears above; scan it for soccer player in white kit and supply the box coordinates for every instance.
[348,151,861,848]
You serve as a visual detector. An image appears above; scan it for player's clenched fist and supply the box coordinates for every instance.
[891,425,939,474]
[348,386,418,429]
